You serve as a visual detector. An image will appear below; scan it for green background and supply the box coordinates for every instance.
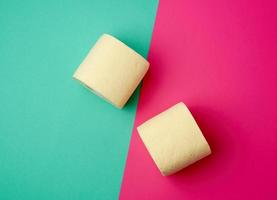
[0,0,158,199]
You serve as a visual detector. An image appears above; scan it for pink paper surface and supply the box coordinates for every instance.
[120,0,277,199]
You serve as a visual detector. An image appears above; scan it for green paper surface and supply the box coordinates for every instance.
[0,1,158,199]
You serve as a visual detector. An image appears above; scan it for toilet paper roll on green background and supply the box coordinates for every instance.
[0,1,158,199]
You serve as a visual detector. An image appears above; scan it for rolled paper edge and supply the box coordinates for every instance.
[137,102,212,176]
[72,73,124,109]
[72,33,150,109]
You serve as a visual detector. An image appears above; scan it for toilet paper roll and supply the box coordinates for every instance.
[73,34,149,108]
[137,102,211,176]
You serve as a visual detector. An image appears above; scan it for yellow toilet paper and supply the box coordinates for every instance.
[73,34,149,108]
[137,102,211,176]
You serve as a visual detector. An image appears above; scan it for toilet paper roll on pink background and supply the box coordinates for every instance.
[138,102,211,176]
[120,0,277,199]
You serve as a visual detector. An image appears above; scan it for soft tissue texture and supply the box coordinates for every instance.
[138,102,211,176]
[73,34,149,108]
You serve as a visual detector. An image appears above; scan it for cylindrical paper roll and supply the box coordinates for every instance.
[73,34,149,108]
[137,102,211,176]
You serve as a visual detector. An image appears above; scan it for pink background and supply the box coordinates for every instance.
[120,0,277,199]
